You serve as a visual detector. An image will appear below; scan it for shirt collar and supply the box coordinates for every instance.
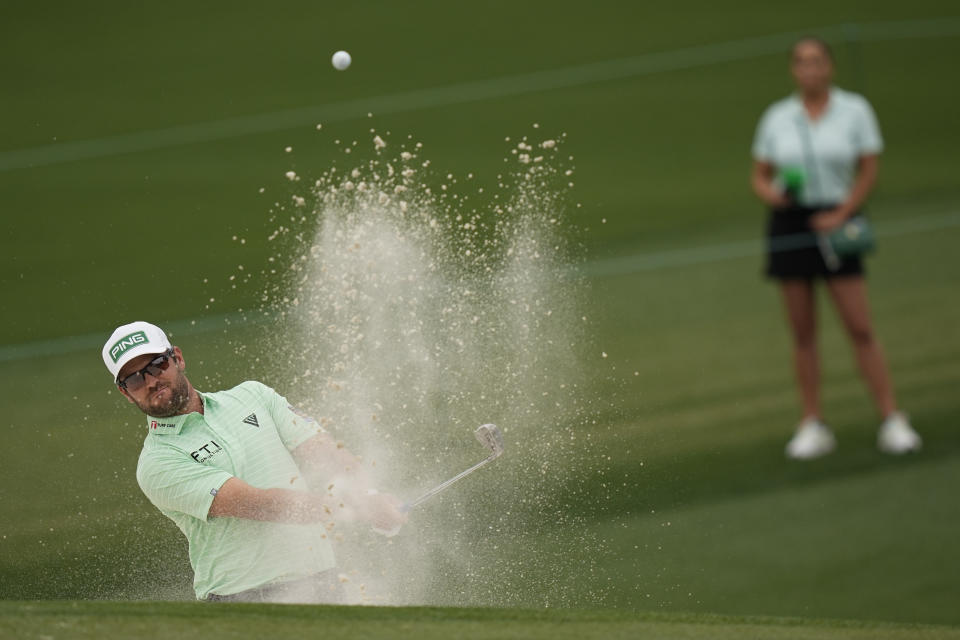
[145,392,208,436]
[790,86,837,117]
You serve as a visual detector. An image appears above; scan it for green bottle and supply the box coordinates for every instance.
[780,167,805,204]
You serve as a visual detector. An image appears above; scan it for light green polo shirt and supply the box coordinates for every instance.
[752,87,883,207]
[135,380,336,600]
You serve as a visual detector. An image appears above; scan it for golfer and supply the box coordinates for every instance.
[102,321,407,602]
[750,37,921,459]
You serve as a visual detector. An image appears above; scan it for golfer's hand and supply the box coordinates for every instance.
[810,209,847,232]
[361,490,408,537]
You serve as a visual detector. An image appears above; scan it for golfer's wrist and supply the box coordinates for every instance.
[295,491,334,523]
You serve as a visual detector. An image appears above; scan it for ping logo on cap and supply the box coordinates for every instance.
[109,331,149,363]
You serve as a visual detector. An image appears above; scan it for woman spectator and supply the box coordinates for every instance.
[750,37,921,459]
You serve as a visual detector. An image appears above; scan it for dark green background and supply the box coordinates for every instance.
[2,0,958,627]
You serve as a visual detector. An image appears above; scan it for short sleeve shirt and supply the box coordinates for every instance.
[752,87,883,206]
[135,381,336,600]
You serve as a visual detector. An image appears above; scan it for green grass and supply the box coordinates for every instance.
[2,602,958,640]
[2,0,960,635]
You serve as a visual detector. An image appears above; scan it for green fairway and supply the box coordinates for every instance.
[2,0,959,635]
[2,602,959,640]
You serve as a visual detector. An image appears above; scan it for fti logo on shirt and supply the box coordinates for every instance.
[191,441,224,463]
[150,420,176,431]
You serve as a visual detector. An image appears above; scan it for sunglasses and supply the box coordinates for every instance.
[118,349,175,391]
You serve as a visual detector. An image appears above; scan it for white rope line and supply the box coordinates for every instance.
[1,210,957,362]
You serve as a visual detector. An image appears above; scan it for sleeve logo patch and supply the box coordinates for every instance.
[242,413,259,427]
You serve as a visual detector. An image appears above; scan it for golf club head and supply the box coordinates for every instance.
[474,423,504,459]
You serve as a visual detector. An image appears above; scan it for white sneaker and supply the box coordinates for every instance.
[785,417,837,460]
[878,412,922,454]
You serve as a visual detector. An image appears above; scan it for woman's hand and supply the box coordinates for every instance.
[809,208,848,232]
[765,190,792,209]
[809,155,876,233]
[751,160,792,209]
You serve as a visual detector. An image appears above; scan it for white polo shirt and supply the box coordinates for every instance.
[752,87,883,207]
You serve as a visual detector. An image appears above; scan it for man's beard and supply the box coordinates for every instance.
[136,372,192,418]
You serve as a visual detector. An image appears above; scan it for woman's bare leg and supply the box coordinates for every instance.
[825,276,897,417]
[780,279,820,419]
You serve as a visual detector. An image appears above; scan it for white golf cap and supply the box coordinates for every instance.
[102,321,173,382]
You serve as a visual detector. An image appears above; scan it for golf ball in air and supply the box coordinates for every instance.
[331,50,351,71]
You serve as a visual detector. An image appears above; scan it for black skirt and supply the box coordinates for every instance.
[765,204,865,279]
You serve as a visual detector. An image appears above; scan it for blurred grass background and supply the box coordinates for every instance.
[1,0,958,627]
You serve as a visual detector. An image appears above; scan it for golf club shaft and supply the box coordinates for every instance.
[404,454,496,511]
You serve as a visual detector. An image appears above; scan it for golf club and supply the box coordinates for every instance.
[403,423,505,511]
